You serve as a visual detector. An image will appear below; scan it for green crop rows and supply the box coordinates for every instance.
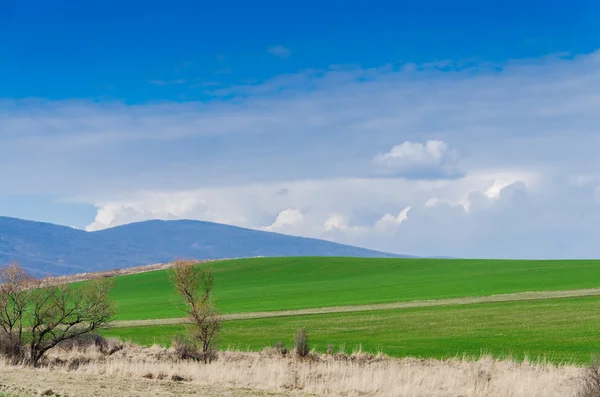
[109,257,600,320]
[99,257,600,363]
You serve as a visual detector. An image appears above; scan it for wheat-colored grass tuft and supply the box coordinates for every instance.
[0,342,585,396]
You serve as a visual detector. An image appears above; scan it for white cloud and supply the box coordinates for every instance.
[375,206,411,230]
[267,45,291,58]
[373,140,461,179]
[80,169,539,254]
[263,209,304,231]
[424,197,442,207]
[3,51,600,257]
[485,180,517,199]
[85,191,211,231]
[324,214,348,231]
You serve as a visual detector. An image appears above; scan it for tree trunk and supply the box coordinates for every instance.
[30,350,41,367]
[30,344,46,367]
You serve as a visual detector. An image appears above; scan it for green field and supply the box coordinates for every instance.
[110,257,600,320]
[103,295,600,363]
[100,257,600,363]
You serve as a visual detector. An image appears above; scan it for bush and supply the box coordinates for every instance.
[57,334,123,356]
[294,328,309,358]
[57,333,107,351]
[67,356,93,370]
[274,341,288,356]
[578,355,600,397]
[172,335,217,363]
[106,338,125,355]
[172,335,200,360]
[0,331,25,364]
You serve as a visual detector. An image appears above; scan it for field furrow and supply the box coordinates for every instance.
[110,286,600,328]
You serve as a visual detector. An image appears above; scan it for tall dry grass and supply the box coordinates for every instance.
[46,256,261,286]
[0,341,586,397]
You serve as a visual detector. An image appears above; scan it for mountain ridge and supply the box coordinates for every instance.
[0,216,407,275]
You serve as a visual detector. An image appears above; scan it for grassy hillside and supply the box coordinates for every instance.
[109,257,600,321]
[103,295,600,363]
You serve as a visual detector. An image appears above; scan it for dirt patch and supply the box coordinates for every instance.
[0,367,300,396]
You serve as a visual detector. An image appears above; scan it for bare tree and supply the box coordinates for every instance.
[0,262,117,366]
[170,259,222,362]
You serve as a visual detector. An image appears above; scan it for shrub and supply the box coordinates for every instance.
[0,331,25,364]
[578,355,600,397]
[172,335,200,360]
[57,333,107,351]
[67,356,93,371]
[104,338,125,356]
[294,328,309,358]
[273,341,288,356]
[56,333,123,356]
[172,335,217,363]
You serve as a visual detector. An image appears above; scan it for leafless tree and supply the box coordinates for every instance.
[0,262,117,367]
[170,259,222,362]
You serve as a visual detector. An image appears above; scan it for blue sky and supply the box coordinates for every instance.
[2,0,598,102]
[2,0,600,258]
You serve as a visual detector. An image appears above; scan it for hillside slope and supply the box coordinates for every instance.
[0,217,402,275]
[104,256,600,320]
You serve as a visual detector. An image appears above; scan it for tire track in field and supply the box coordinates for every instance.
[109,287,600,328]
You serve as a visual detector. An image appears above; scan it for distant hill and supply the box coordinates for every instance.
[0,217,406,275]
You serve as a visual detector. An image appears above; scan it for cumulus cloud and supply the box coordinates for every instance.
[3,51,600,257]
[373,140,461,179]
[85,191,210,231]
[324,214,348,231]
[375,206,412,230]
[80,169,540,254]
[80,171,600,260]
[267,45,291,58]
[264,209,304,231]
[485,180,518,199]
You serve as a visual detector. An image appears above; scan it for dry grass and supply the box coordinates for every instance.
[0,342,586,397]
[45,256,264,285]
[46,262,184,285]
